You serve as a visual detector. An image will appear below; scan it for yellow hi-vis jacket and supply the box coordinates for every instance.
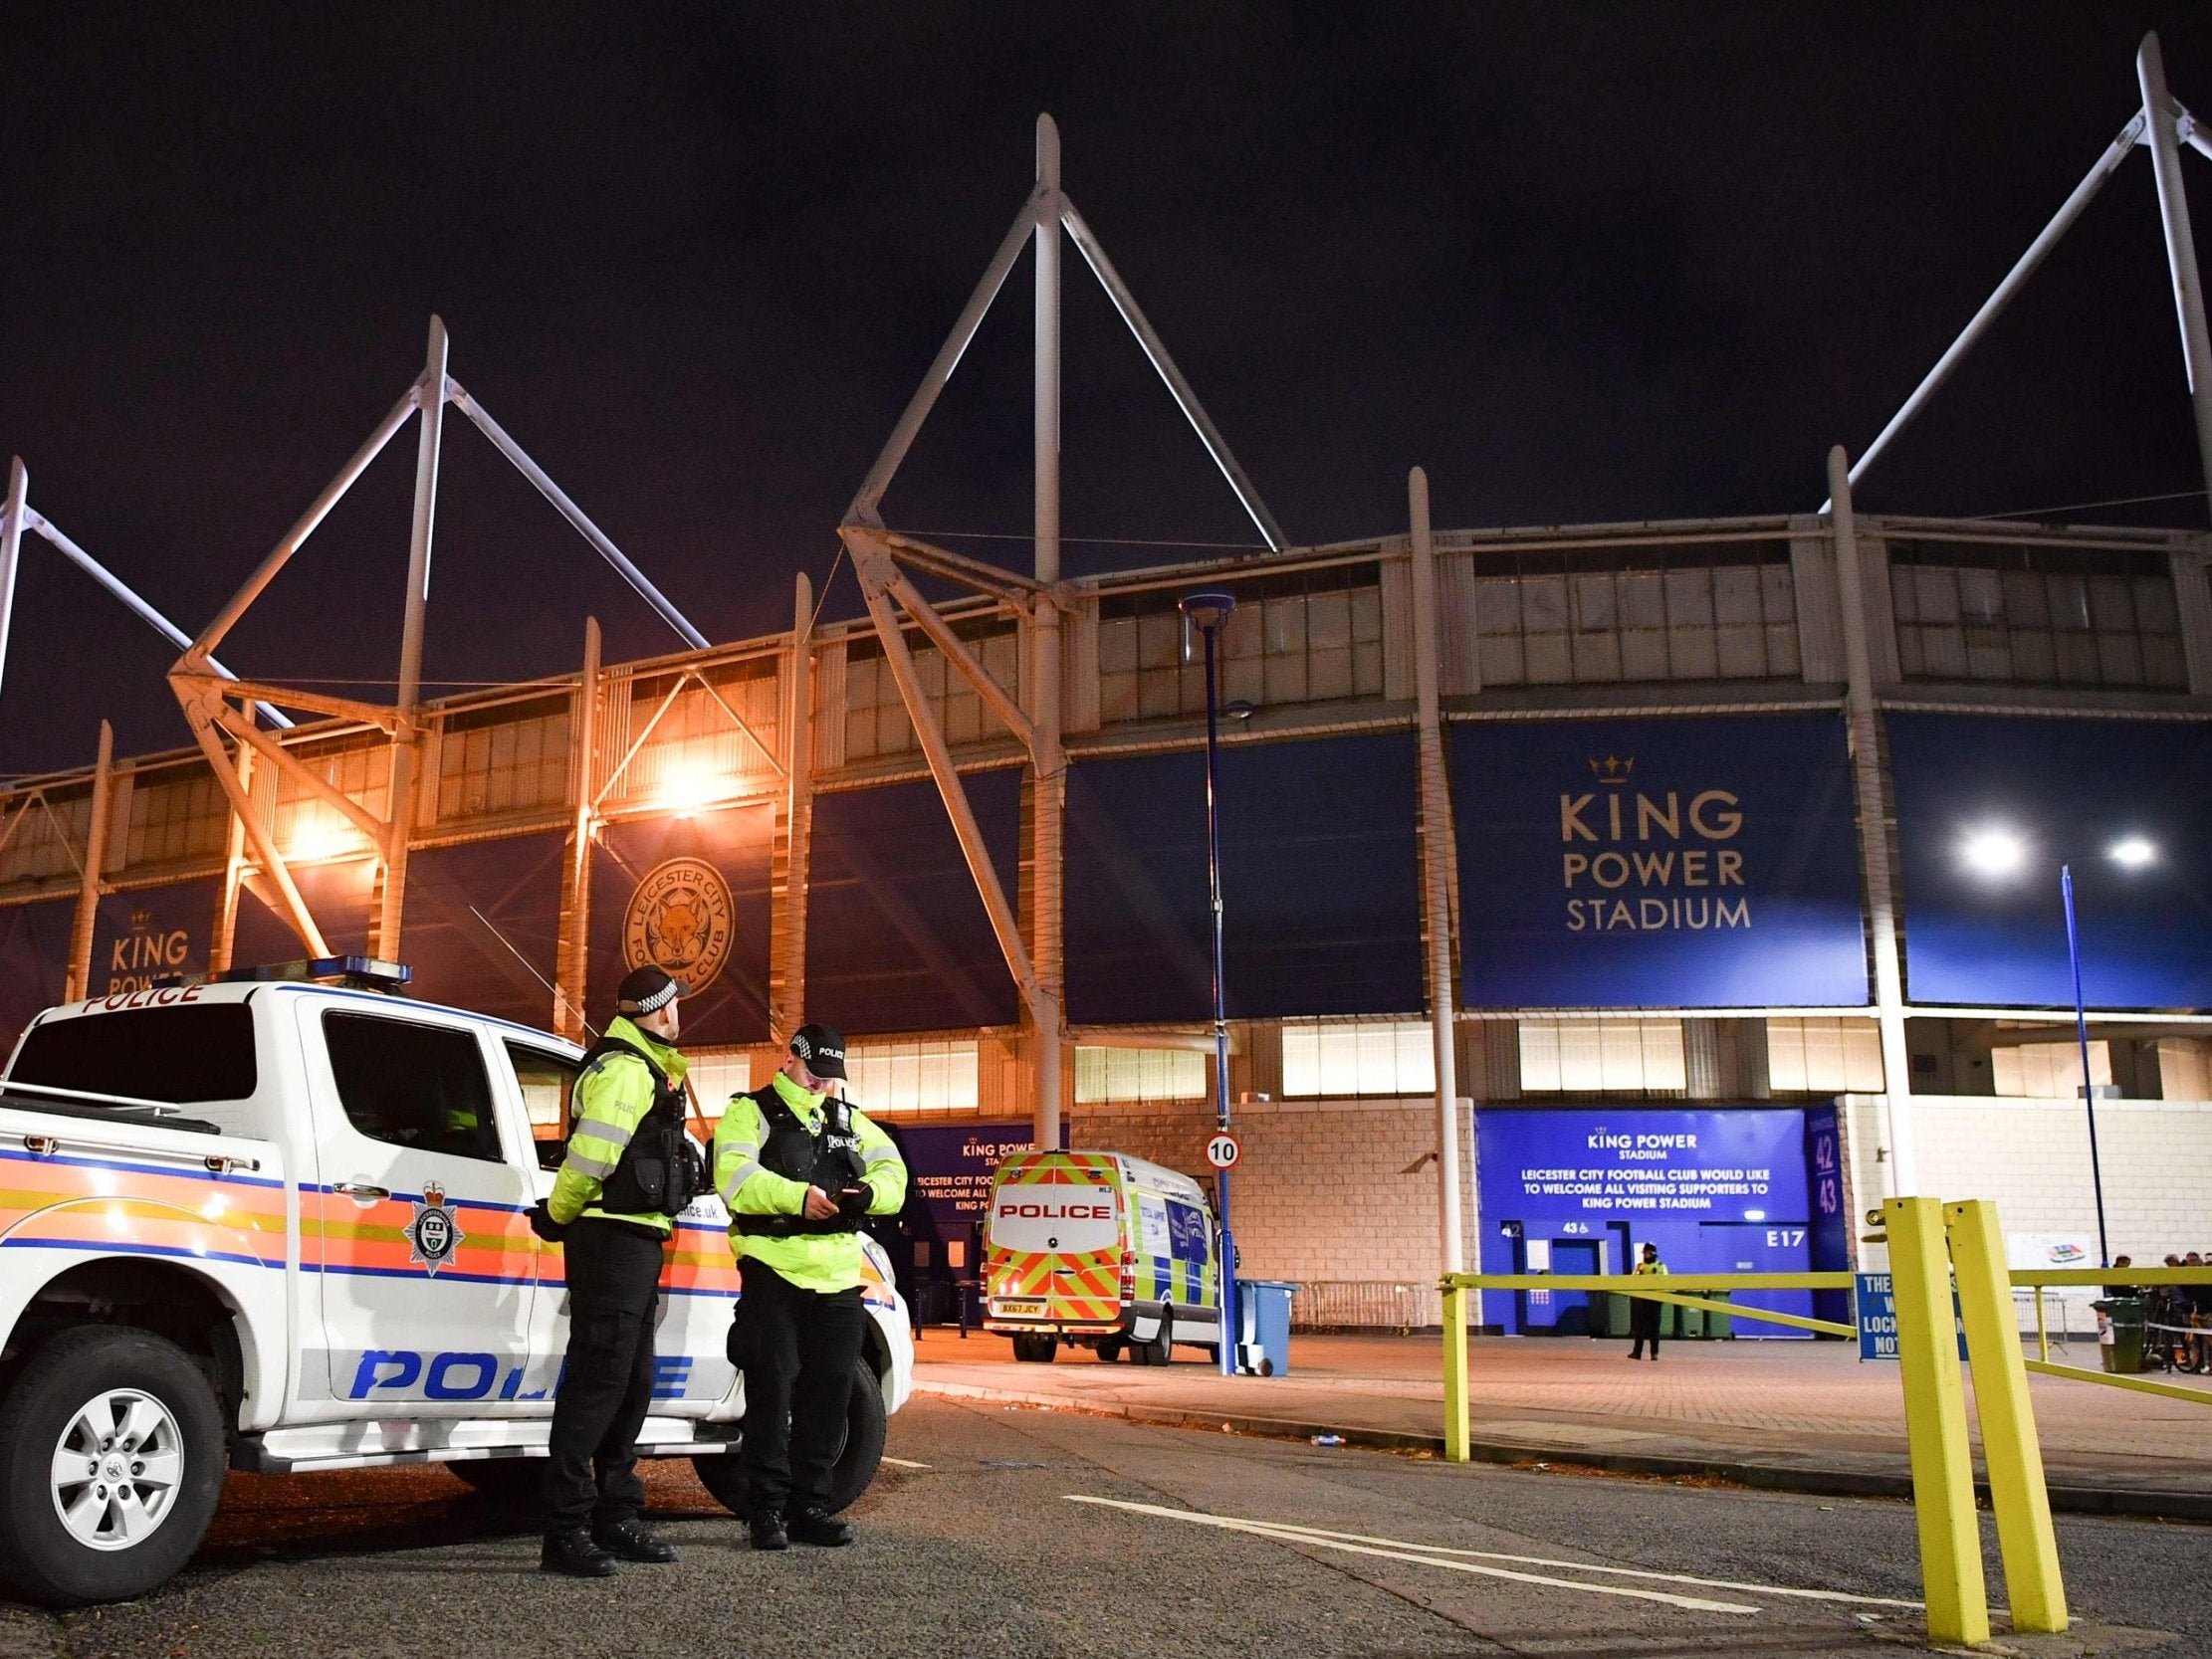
[548,1015,689,1235]
[713,1070,907,1293]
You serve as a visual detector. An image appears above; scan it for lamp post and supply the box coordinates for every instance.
[1181,590,1239,1376]
[1961,828,2157,1269]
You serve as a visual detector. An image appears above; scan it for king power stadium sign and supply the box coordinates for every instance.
[1451,714,1870,1008]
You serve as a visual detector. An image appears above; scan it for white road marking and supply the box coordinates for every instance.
[1063,1496,1758,1614]
[1200,1513,1922,1611]
[880,1456,932,1470]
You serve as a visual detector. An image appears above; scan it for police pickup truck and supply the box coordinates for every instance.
[0,964,914,1606]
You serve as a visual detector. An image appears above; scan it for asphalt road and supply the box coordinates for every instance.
[3,1398,2204,1659]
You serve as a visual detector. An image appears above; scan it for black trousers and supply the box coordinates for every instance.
[1629,1298,1661,1359]
[546,1218,667,1532]
[733,1260,865,1518]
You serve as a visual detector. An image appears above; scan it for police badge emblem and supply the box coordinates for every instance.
[407,1183,465,1277]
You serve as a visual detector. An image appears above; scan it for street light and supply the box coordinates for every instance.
[1959,826,2158,1268]
[1180,590,1240,1377]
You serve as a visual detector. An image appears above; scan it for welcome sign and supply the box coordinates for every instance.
[1450,714,1869,1007]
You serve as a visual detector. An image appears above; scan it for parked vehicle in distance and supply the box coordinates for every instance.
[0,962,912,1606]
[984,1149,1218,1364]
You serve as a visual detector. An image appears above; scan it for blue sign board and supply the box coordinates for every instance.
[1855,1272,1967,1361]
[1805,1104,1851,1328]
[1450,715,1870,1007]
[893,1121,1036,1228]
[1888,714,2212,1010]
[1476,1107,1818,1337]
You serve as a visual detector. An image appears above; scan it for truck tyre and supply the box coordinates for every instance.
[1140,1306,1174,1366]
[1096,1338,1123,1362]
[691,1357,887,1519]
[0,1326,226,1607]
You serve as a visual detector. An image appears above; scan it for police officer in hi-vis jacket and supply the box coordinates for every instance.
[714,1023,907,1550]
[532,965,705,1576]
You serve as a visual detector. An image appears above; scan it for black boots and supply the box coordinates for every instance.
[541,1527,617,1577]
[788,1507,854,1548]
[749,1512,789,1551]
[594,1517,678,1562]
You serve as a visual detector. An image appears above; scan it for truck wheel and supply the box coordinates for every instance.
[1096,1338,1123,1362]
[692,1358,887,1519]
[0,1326,226,1607]
[1142,1306,1174,1366]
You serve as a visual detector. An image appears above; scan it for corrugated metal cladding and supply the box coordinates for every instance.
[1888,714,2212,1010]
[1065,732,1425,1024]
[805,770,1023,1036]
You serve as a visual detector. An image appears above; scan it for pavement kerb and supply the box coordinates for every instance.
[910,1376,2212,1524]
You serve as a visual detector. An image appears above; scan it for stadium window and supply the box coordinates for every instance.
[1765,1017,1885,1093]
[1517,1019,1687,1093]
[685,1051,755,1118]
[844,1038,981,1117]
[1992,1039,2111,1099]
[2157,1039,2212,1102]
[1280,1018,1436,1098]
[1075,1046,1208,1105]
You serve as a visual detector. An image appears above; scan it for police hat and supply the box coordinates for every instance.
[615,964,687,1016]
[789,1021,847,1080]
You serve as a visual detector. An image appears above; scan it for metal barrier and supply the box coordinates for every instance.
[1440,1197,2110,1648]
[2007,1264,2212,1406]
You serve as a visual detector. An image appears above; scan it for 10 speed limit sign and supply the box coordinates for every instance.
[1205,1132,1241,1170]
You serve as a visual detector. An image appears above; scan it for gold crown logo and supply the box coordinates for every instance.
[1586,755,1635,786]
[422,1183,446,1210]
[129,909,152,931]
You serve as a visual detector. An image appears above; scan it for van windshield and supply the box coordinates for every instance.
[989,1174,1119,1256]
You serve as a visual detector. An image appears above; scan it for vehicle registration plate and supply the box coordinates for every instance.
[994,1298,1047,1316]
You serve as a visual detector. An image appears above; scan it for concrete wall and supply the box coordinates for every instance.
[1069,1094,1477,1329]
[1845,1093,2212,1262]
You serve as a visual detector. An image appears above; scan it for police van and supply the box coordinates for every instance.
[984,1149,1219,1363]
[0,963,914,1606]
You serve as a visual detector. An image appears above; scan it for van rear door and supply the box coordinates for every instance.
[987,1152,1122,1326]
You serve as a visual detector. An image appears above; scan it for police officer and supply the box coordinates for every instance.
[532,964,706,1576]
[714,1022,907,1550]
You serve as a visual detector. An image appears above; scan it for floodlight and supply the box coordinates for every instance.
[1960,826,2029,878]
[1179,591,1236,632]
[2107,836,2157,869]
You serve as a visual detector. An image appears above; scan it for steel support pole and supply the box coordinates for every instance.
[1822,111,2144,511]
[773,575,815,1043]
[0,459,28,704]
[1829,448,1915,1197]
[377,316,449,958]
[2061,865,2111,1268]
[1198,616,1237,1376]
[209,746,252,975]
[553,616,602,1042]
[1408,469,1465,1287]
[1030,112,1067,1153]
[2138,34,2212,516]
[64,722,113,1003]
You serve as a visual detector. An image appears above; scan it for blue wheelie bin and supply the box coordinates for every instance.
[1235,1279,1298,1376]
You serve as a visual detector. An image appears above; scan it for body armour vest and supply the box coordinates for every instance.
[732,1084,870,1236]
[576,1035,705,1218]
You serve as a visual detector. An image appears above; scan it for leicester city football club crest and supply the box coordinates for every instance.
[408,1183,465,1277]
[623,856,736,993]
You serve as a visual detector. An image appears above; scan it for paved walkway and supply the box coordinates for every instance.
[912,1328,2212,1516]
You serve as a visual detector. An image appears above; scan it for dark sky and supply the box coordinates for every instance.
[5,4,2212,776]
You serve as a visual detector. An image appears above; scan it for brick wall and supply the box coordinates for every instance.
[1844,1094,2212,1262]
[1070,1094,1478,1326]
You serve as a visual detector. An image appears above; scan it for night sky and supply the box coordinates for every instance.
[4,4,2211,776]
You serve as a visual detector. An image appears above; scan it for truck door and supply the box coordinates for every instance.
[303,1004,540,1409]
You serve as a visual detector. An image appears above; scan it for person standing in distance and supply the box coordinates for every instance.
[532,965,705,1576]
[1628,1241,1668,1361]
[714,1022,907,1550]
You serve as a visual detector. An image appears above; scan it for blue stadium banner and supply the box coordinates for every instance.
[1065,733,1425,1024]
[91,879,219,998]
[806,770,1022,1035]
[1888,713,2212,1009]
[234,858,376,967]
[1450,715,1868,1007]
[591,804,774,1046]
[0,898,78,1047]
[401,833,565,1026]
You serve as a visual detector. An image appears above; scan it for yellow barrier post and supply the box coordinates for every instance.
[1885,1196,1990,1648]
[1442,1281,1470,1462]
[1948,1199,2067,1634]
